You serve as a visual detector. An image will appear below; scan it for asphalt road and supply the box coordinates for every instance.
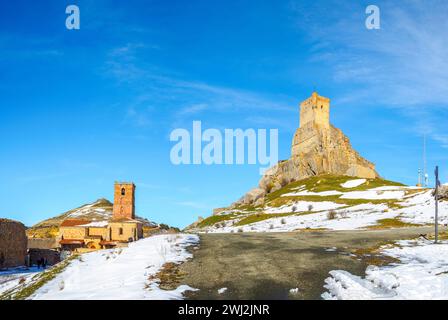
[180,226,434,300]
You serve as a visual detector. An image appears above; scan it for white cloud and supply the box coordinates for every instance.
[290,0,448,146]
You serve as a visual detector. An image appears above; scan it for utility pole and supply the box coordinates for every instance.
[434,166,440,243]
[418,168,422,187]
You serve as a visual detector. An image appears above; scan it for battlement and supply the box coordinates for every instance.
[299,92,330,129]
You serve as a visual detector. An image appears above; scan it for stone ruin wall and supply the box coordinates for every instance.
[0,219,27,269]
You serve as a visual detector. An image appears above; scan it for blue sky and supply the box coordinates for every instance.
[1,0,447,228]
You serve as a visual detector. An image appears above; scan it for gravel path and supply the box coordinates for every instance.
[180,226,435,299]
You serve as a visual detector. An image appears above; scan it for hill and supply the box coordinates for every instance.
[26,199,175,239]
[187,175,447,233]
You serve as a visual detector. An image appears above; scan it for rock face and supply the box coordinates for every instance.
[231,92,379,207]
[0,219,27,269]
[438,185,448,200]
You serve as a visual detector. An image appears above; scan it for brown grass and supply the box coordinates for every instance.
[147,262,187,290]
[367,218,421,230]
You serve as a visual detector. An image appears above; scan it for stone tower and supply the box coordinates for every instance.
[113,182,135,220]
[299,91,330,129]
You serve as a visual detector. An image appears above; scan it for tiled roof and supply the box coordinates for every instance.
[59,239,85,245]
[99,240,117,246]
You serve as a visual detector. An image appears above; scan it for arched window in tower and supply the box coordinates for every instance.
[121,188,125,196]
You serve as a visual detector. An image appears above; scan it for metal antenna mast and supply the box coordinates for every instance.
[423,134,428,187]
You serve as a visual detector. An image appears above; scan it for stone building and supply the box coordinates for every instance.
[58,182,143,252]
[0,219,27,269]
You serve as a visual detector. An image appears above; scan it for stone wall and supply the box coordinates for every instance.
[29,249,60,266]
[0,219,27,269]
[109,221,142,242]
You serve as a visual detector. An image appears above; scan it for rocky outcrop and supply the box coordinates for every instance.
[437,185,448,200]
[221,92,379,209]
[258,123,378,191]
[0,219,27,269]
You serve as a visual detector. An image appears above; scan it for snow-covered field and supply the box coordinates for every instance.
[197,179,448,233]
[322,239,448,299]
[0,267,42,296]
[1,234,199,300]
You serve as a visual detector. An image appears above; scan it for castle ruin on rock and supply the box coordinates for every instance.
[234,92,379,207]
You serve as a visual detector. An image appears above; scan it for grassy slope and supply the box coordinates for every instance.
[197,175,409,229]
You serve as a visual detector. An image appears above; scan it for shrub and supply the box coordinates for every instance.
[327,210,337,220]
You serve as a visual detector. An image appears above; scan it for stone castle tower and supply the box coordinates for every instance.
[299,91,330,129]
[113,182,136,220]
[290,91,378,177]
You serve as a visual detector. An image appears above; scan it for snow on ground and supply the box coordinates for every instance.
[399,190,448,225]
[289,288,299,294]
[322,239,448,299]
[218,287,228,294]
[341,179,366,188]
[79,221,109,227]
[264,201,346,214]
[26,234,198,300]
[0,267,42,295]
[198,185,447,233]
[206,203,394,233]
[67,202,111,219]
[282,190,342,197]
[340,190,405,200]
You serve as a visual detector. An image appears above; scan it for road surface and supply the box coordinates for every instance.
[180,226,434,299]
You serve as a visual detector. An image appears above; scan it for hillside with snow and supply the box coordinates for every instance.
[0,234,198,300]
[188,175,448,233]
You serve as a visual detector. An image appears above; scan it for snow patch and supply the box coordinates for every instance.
[218,287,228,294]
[341,179,366,188]
[265,201,345,214]
[289,288,299,294]
[322,240,448,299]
[340,190,405,200]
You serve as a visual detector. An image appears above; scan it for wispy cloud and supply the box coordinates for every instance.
[177,103,209,116]
[290,0,448,146]
[102,42,296,129]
